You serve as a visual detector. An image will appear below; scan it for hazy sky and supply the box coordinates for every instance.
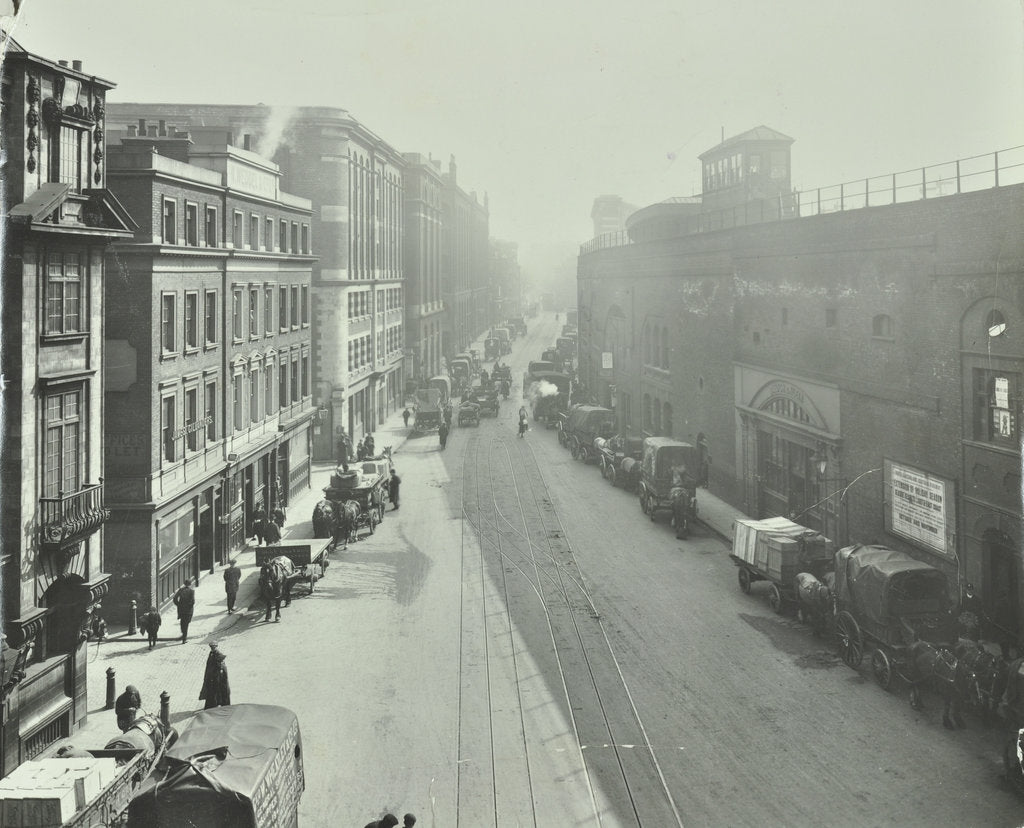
[6,0,1023,278]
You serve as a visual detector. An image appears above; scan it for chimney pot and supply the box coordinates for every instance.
[72,60,82,72]
[58,60,68,67]
[127,125,138,137]
[147,125,158,137]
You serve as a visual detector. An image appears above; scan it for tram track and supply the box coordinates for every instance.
[455,412,685,826]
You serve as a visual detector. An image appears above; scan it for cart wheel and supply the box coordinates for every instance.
[835,611,863,668]
[607,467,617,487]
[767,583,784,614]
[872,649,893,690]
[738,567,752,594]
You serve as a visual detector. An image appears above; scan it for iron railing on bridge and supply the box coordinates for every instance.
[579,145,1024,256]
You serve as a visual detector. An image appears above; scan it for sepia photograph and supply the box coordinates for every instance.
[0,0,1022,824]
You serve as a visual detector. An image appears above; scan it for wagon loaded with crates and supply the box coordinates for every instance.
[729,516,835,614]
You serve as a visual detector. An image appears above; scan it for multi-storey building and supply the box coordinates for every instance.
[0,39,136,772]
[402,153,444,382]
[489,239,522,325]
[104,104,405,462]
[577,127,1024,648]
[102,121,315,620]
[441,157,490,359]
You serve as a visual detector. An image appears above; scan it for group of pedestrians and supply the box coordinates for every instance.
[365,813,415,828]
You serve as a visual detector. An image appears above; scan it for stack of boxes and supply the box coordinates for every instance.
[732,516,834,582]
[0,757,116,826]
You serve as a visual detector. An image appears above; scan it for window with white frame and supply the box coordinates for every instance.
[162,199,176,244]
[205,380,217,443]
[205,206,218,247]
[185,203,199,246]
[44,389,81,497]
[232,373,243,430]
[291,355,299,401]
[301,285,309,326]
[265,217,274,251]
[264,287,274,334]
[45,252,83,334]
[232,211,242,248]
[301,224,310,254]
[249,288,260,339]
[290,286,299,329]
[204,290,217,345]
[250,366,260,423]
[280,219,288,253]
[161,395,176,464]
[185,387,199,452]
[232,289,243,341]
[265,363,274,415]
[301,353,309,397]
[249,215,259,250]
[279,286,288,331]
[184,292,198,350]
[279,359,289,407]
[161,294,176,353]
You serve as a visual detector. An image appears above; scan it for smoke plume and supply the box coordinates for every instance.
[527,380,560,405]
[257,106,298,159]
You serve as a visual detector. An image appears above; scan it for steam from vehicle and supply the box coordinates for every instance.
[528,380,559,405]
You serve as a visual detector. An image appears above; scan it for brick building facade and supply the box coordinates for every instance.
[578,128,1024,646]
[102,122,315,621]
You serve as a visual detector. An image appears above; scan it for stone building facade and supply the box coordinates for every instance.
[0,38,136,772]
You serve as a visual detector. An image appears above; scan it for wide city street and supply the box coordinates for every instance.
[74,312,1023,827]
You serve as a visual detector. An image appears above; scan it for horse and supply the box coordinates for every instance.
[955,641,1010,724]
[670,484,697,539]
[906,640,973,729]
[312,499,337,540]
[795,571,836,636]
[335,499,361,547]
[259,555,298,622]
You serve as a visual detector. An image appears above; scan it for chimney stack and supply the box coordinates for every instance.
[243,134,252,151]
[127,124,138,137]
[139,119,146,134]
[58,60,68,67]
[147,125,158,137]
[159,120,166,136]
[72,60,82,72]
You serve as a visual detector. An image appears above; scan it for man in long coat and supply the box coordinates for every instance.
[199,643,231,709]
[173,579,195,643]
[388,469,401,511]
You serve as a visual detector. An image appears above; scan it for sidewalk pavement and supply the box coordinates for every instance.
[77,404,419,747]
[695,487,744,546]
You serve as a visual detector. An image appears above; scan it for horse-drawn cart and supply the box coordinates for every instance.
[729,516,834,615]
[832,544,966,725]
[255,540,331,596]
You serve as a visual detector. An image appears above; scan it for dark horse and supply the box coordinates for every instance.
[312,499,336,539]
[907,640,973,729]
[795,571,835,636]
[955,641,1010,723]
[334,500,360,547]
[259,555,298,622]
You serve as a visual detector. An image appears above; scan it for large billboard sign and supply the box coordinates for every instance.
[883,459,956,559]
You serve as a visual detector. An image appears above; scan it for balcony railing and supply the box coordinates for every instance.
[39,482,110,550]
[580,144,1024,255]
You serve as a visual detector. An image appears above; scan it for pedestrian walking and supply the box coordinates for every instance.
[438,420,449,450]
[262,519,282,545]
[140,606,162,649]
[89,603,107,641]
[198,643,231,709]
[389,469,401,511]
[223,559,241,614]
[271,504,286,529]
[173,578,195,643]
[365,434,375,456]
[518,413,528,438]
[364,815,399,828]
[251,506,267,545]
[115,685,142,732]
[402,407,411,427]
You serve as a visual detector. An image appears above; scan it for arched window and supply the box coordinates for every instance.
[661,328,668,368]
[643,394,652,431]
[872,314,894,338]
[663,402,673,437]
[653,398,662,434]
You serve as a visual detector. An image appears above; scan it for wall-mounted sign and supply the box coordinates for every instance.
[883,459,956,559]
[602,352,613,370]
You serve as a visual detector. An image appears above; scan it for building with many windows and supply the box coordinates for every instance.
[577,126,1024,648]
[102,121,315,620]
[104,104,405,463]
[489,239,522,325]
[0,38,136,773]
[402,153,445,384]
[441,156,490,358]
